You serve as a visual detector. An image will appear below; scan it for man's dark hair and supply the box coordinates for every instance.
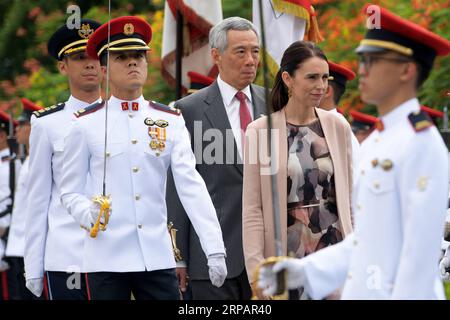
[414,61,431,89]
[100,53,108,67]
[330,82,345,105]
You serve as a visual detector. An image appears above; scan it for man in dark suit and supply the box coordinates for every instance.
[166,17,266,300]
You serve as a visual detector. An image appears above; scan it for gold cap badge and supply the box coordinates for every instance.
[78,23,94,39]
[124,23,134,36]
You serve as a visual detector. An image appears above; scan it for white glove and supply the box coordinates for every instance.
[258,258,306,297]
[90,201,103,225]
[26,277,44,297]
[439,248,450,282]
[207,253,227,287]
[0,226,6,238]
[89,199,112,225]
[0,259,9,272]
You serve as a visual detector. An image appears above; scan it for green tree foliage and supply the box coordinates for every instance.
[313,0,449,123]
[0,0,448,126]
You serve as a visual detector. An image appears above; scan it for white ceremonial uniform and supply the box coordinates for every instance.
[5,156,29,257]
[0,148,11,221]
[24,96,98,280]
[300,98,448,299]
[0,148,21,231]
[0,148,10,268]
[60,95,226,272]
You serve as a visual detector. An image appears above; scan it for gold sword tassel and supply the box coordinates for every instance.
[90,195,111,238]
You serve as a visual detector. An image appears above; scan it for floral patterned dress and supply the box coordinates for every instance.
[286,119,343,261]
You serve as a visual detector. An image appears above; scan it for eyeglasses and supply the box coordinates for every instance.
[358,54,412,70]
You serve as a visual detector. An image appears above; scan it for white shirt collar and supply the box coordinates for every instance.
[66,95,101,112]
[0,148,9,157]
[109,95,146,107]
[217,75,252,107]
[380,98,420,131]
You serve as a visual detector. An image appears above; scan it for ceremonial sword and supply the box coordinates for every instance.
[90,0,112,238]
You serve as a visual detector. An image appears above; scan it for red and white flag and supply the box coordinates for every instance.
[161,0,222,91]
[253,0,322,77]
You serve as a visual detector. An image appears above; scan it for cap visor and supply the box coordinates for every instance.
[355,44,387,54]
[108,45,150,52]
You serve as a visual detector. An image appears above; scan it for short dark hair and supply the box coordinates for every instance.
[414,61,430,89]
[271,41,328,112]
[330,82,345,105]
[100,53,108,66]
[388,51,430,89]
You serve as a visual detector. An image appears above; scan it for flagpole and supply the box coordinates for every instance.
[175,8,183,100]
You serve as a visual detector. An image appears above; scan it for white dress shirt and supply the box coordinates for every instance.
[217,75,254,158]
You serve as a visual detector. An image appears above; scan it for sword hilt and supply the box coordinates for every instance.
[252,256,289,300]
[90,195,111,238]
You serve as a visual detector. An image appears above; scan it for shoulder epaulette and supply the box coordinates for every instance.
[32,102,65,118]
[408,110,433,132]
[74,100,105,118]
[1,155,10,162]
[149,101,181,116]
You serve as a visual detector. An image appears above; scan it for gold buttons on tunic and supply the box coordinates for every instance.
[106,152,111,157]
[132,166,139,173]
[138,224,143,229]
[371,159,378,167]
[417,176,428,191]
[373,181,380,189]
[381,159,393,171]
[135,194,141,200]
[131,138,137,144]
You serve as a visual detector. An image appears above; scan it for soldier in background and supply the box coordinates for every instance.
[24,19,102,299]
[349,109,378,144]
[5,99,43,300]
[0,112,13,299]
[319,61,360,171]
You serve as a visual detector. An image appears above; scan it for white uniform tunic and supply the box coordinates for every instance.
[5,156,29,257]
[0,148,12,228]
[60,95,226,273]
[24,96,96,280]
[0,148,21,230]
[301,98,448,299]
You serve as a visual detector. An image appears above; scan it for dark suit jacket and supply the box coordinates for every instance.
[166,81,266,280]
